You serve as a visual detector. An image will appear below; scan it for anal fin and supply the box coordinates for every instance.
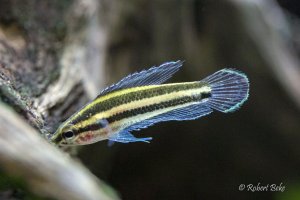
[108,131,152,144]
[124,102,213,133]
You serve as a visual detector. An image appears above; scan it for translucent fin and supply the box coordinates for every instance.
[108,130,152,143]
[98,61,183,96]
[202,69,249,113]
[125,103,213,133]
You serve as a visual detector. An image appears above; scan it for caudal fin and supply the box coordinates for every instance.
[202,69,249,113]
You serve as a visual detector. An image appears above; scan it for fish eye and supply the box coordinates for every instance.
[62,130,75,139]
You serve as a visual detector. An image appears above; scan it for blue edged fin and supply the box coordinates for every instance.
[108,103,212,144]
[108,130,152,143]
[202,69,249,113]
[98,61,183,96]
[125,103,213,133]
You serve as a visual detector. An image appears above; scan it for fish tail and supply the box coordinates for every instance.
[202,69,249,113]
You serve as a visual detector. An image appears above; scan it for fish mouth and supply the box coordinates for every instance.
[58,136,86,146]
[56,140,80,146]
[49,132,63,145]
[58,142,74,146]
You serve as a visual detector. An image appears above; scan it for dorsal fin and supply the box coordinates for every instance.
[98,60,183,97]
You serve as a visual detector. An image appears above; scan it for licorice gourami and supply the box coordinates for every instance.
[50,61,249,146]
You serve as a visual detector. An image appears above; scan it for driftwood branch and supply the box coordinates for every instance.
[0,102,119,200]
[35,0,109,114]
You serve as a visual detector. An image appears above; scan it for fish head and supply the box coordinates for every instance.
[50,118,111,146]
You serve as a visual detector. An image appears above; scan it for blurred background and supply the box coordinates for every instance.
[0,0,300,200]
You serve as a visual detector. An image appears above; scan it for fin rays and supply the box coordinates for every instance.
[98,61,183,96]
[203,69,249,113]
[108,103,211,144]
[123,103,212,134]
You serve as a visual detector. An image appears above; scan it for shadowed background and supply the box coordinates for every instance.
[0,0,300,200]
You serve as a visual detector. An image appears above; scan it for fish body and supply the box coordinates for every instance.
[50,61,249,146]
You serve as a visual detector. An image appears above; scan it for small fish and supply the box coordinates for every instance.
[50,61,249,146]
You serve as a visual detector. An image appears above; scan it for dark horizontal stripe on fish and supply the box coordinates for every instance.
[106,91,211,124]
[69,82,206,126]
